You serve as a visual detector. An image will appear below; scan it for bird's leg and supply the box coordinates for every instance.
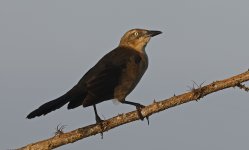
[121,101,149,125]
[93,105,104,138]
[93,104,103,123]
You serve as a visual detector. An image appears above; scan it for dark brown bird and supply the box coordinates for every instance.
[27,29,162,123]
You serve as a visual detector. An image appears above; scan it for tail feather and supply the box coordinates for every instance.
[26,94,70,119]
[27,84,87,119]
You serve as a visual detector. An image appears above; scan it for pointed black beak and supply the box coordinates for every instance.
[147,30,162,37]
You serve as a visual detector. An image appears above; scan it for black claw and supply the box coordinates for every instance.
[97,122,104,139]
[95,115,103,124]
[93,105,104,138]
[95,116,104,139]
[100,132,103,139]
[135,104,149,124]
[121,101,149,125]
[146,116,150,125]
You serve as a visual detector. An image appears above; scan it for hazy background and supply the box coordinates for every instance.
[1,0,249,149]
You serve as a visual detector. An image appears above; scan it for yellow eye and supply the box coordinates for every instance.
[134,32,138,36]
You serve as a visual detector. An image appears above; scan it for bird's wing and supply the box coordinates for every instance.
[79,47,142,107]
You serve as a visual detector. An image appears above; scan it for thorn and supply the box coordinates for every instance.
[191,80,205,88]
[188,80,206,101]
[236,83,249,92]
[200,81,206,87]
[54,123,67,136]
[192,80,199,87]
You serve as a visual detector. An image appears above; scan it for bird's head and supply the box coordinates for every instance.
[119,29,162,52]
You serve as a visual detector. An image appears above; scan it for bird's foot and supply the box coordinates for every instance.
[135,104,149,125]
[95,115,104,124]
[95,115,104,139]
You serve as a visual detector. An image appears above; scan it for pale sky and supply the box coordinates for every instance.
[0,1,249,149]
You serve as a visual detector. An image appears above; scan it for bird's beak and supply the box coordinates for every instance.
[147,30,162,37]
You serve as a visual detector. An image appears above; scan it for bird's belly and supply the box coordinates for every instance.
[114,56,148,101]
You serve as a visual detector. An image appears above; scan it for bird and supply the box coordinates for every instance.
[26,28,162,123]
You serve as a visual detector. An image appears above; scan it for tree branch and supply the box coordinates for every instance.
[17,70,249,150]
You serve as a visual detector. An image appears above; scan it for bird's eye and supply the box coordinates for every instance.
[134,32,138,36]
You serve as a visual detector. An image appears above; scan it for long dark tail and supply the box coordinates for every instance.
[26,84,87,119]
[26,93,70,119]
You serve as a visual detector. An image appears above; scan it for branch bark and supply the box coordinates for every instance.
[17,70,249,150]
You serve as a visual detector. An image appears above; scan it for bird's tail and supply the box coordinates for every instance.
[26,93,70,119]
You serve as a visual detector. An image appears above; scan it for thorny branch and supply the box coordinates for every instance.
[17,70,249,150]
[236,83,249,92]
